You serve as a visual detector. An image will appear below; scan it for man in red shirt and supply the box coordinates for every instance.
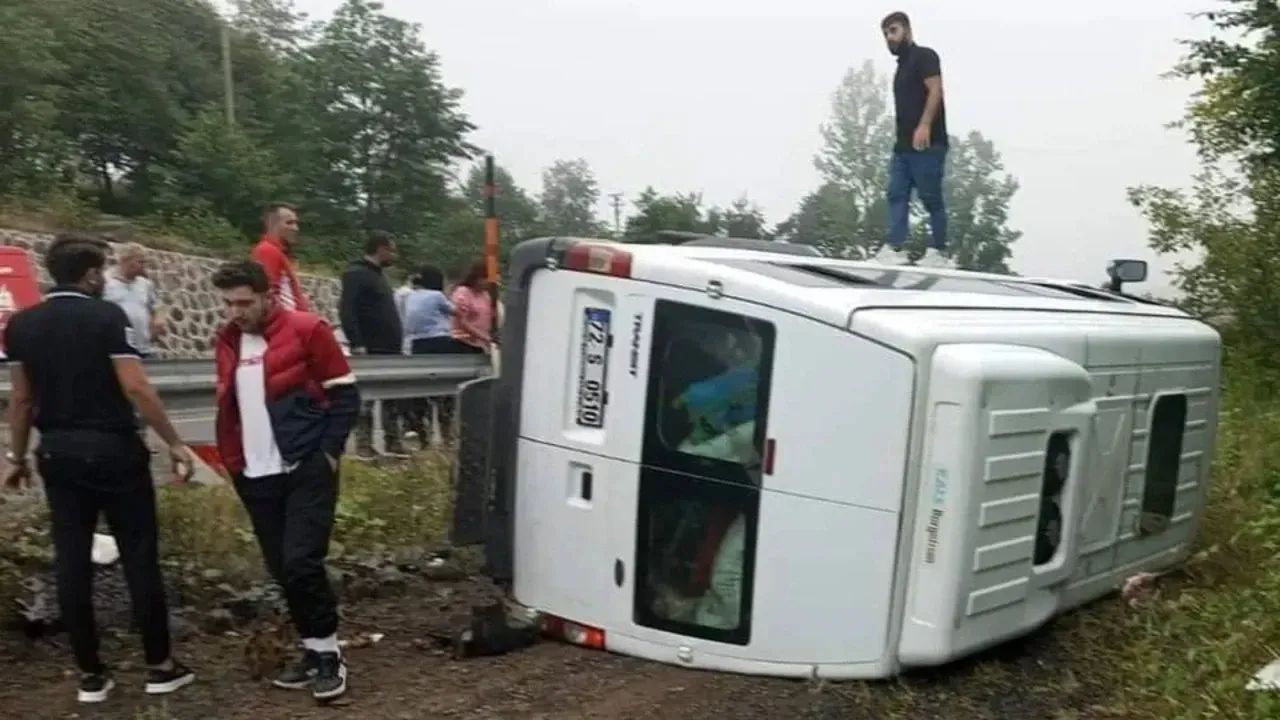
[252,202,311,312]
[211,260,358,702]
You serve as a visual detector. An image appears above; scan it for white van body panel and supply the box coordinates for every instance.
[513,267,916,673]
[485,239,1221,680]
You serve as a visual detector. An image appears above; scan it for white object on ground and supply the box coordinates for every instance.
[91,533,119,566]
[1247,658,1280,691]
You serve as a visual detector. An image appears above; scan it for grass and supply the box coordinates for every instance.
[6,358,1280,718]
[1059,358,1280,720]
[0,450,457,610]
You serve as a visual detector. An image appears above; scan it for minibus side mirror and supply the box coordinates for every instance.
[1106,259,1148,293]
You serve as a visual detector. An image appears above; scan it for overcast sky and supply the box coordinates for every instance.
[294,0,1214,295]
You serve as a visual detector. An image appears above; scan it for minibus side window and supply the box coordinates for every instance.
[634,300,774,646]
[1140,393,1188,535]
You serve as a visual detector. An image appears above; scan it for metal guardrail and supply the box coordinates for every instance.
[0,354,494,411]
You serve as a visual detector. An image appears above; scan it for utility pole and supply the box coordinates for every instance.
[608,193,624,237]
[221,22,236,125]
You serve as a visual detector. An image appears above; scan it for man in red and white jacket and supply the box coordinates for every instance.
[252,202,311,312]
[211,260,358,702]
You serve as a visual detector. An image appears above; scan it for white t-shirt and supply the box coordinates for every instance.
[236,334,297,478]
[104,274,157,355]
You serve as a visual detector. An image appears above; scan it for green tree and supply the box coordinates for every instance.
[715,196,769,239]
[624,187,718,240]
[297,0,475,245]
[780,61,1020,271]
[0,0,73,194]
[1129,1,1280,361]
[775,182,863,257]
[149,107,292,243]
[462,160,542,251]
[539,159,603,236]
[51,0,229,211]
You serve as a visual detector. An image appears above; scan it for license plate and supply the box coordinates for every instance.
[576,307,611,427]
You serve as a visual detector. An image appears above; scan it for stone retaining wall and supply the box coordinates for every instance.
[0,228,340,358]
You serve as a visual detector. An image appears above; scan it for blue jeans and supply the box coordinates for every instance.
[887,147,948,250]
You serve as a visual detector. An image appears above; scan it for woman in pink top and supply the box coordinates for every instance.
[449,261,493,353]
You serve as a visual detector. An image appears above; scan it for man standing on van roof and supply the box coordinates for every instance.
[872,11,952,270]
[253,202,311,312]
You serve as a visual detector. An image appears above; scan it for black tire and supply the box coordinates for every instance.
[1034,497,1062,566]
[1042,433,1071,497]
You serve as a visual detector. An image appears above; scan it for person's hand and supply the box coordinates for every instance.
[168,444,194,483]
[912,124,931,151]
[150,316,166,339]
[2,458,31,493]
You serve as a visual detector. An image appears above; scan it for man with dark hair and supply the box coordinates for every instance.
[3,232,196,704]
[873,11,953,269]
[211,259,359,702]
[253,202,311,312]
[338,231,407,458]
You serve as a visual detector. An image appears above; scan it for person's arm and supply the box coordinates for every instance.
[307,320,360,465]
[148,280,166,339]
[338,269,365,353]
[113,359,184,448]
[914,49,945,150]
[5,363,35,489]
[104,305,192,479]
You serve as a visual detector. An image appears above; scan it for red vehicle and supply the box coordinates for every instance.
[0,247,43,359]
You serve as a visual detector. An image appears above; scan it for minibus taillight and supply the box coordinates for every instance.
[542,614,607,651]
[561,243,633,278]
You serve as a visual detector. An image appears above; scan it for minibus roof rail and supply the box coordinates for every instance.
[624,231,824,257]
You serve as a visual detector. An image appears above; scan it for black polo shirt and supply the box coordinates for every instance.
[4,287,142,446]
[893,43,948,153]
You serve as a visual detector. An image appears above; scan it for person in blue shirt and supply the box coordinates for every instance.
[403,265,454,352]
[402,265,469,446]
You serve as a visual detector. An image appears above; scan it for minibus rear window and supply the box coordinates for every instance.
[634,300,774,645]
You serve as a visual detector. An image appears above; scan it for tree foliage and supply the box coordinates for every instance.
[1130,0,1280,361]
[539,159,603,236]
[0,0,484,270]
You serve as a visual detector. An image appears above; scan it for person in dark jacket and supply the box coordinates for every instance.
[338,231,407,457]
[212,260,359,703]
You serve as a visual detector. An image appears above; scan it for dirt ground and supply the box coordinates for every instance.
[0,570,1124,720]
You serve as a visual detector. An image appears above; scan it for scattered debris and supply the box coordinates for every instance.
[242,611,297,681]
[340,631,386,650]
[424,601,540,660]
[91,533,119,566]
[1247,658,1280,691]
[1120,571,1166,606]
[202,608,235,635]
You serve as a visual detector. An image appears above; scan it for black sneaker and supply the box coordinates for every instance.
[145,662,195,695]
[272,650,320,690]
[78,672,115,704]
[311,652,347,702]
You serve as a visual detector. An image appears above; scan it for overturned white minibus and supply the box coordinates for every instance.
[451,237,1221,680]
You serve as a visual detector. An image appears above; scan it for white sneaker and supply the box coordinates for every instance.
[915,248,954,269]
[870,244,910,266]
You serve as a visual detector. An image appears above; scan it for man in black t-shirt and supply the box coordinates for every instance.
[2,233,196,705]
[874,11,953,269]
